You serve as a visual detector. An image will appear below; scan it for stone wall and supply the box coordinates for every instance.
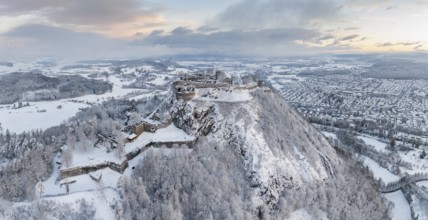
[176,92,195,101]
[60,139,196,179]
[134,123,145,135]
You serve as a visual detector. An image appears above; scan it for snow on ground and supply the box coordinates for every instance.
[44,188,119,220]
[126,123,195,154]
[399,149,428,175]
[288,209,313,220]
[147,75,168,86]
[236,101,328,206]
[0,100,87,133]
[194,88,253,102]
[36,124,195,219]
[169,67,191,75]
[383,190,412,220]
[42,152,121,197]
[68,146,122,168]
[0,66,13,75]
[17,175,119,220]
[42,154,63,195]
[288,209,328,220]
[0,75,149,134]
[321,131,337,140]
[411,195,428,220]
[362,156,400,184]
[358,135,388,153]
[57,123,194,185]
[416,180,428,189]
[69,75,143,104]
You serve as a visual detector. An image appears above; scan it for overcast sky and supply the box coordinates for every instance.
[0,0,427,60]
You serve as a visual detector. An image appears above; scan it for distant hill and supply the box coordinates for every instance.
[364,59,428,79]
[0,62,13,67]
[0,72,112,104]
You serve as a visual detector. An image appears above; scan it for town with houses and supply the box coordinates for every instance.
[272,74,428,147]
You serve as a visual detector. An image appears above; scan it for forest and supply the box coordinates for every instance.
[0,72,112,104]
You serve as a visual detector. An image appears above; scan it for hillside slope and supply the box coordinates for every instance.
[122,88,390,219]
[1,86,390,219]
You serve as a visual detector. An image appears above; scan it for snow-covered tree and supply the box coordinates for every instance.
[35,181,44,198]
[128,112,142,125]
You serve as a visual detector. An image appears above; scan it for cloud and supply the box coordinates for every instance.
[376,41,421,47]
[170,27,193,35]
[135,26,329,56]
[344,27,359,31]
[386,5,395,10]
[318,34,335,41]
[142,27,318,46]
[0,24,179,60]
[0,0,166,38]
[0,22,356,60]
[344,0,391,10]
[0,0,159,25]
[209,0,341,30]
[339,34,359,41]
[414,44,423,50]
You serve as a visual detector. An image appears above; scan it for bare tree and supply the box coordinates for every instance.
[115,130,125,159]
[62,148,73,167]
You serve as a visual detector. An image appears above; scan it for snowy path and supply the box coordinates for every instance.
[361,155,412,220]
[362,156,400,184]
[383,191,412,220]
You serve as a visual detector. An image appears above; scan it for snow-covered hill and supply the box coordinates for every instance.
[170,88,337,206]
[1,83,390,219]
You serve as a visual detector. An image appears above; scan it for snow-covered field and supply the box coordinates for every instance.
[321,131,337,140]
[362,155,400,184]
[399,149,428,175]
[383,191,412,220]
[0,100,87,133]
[358,135,388,153]
[0,76,147,134]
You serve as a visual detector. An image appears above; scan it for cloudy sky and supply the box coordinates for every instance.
[0,0,427,59]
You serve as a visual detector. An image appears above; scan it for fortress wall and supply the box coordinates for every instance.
[60,139,196,179]
[176,93,195,101]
